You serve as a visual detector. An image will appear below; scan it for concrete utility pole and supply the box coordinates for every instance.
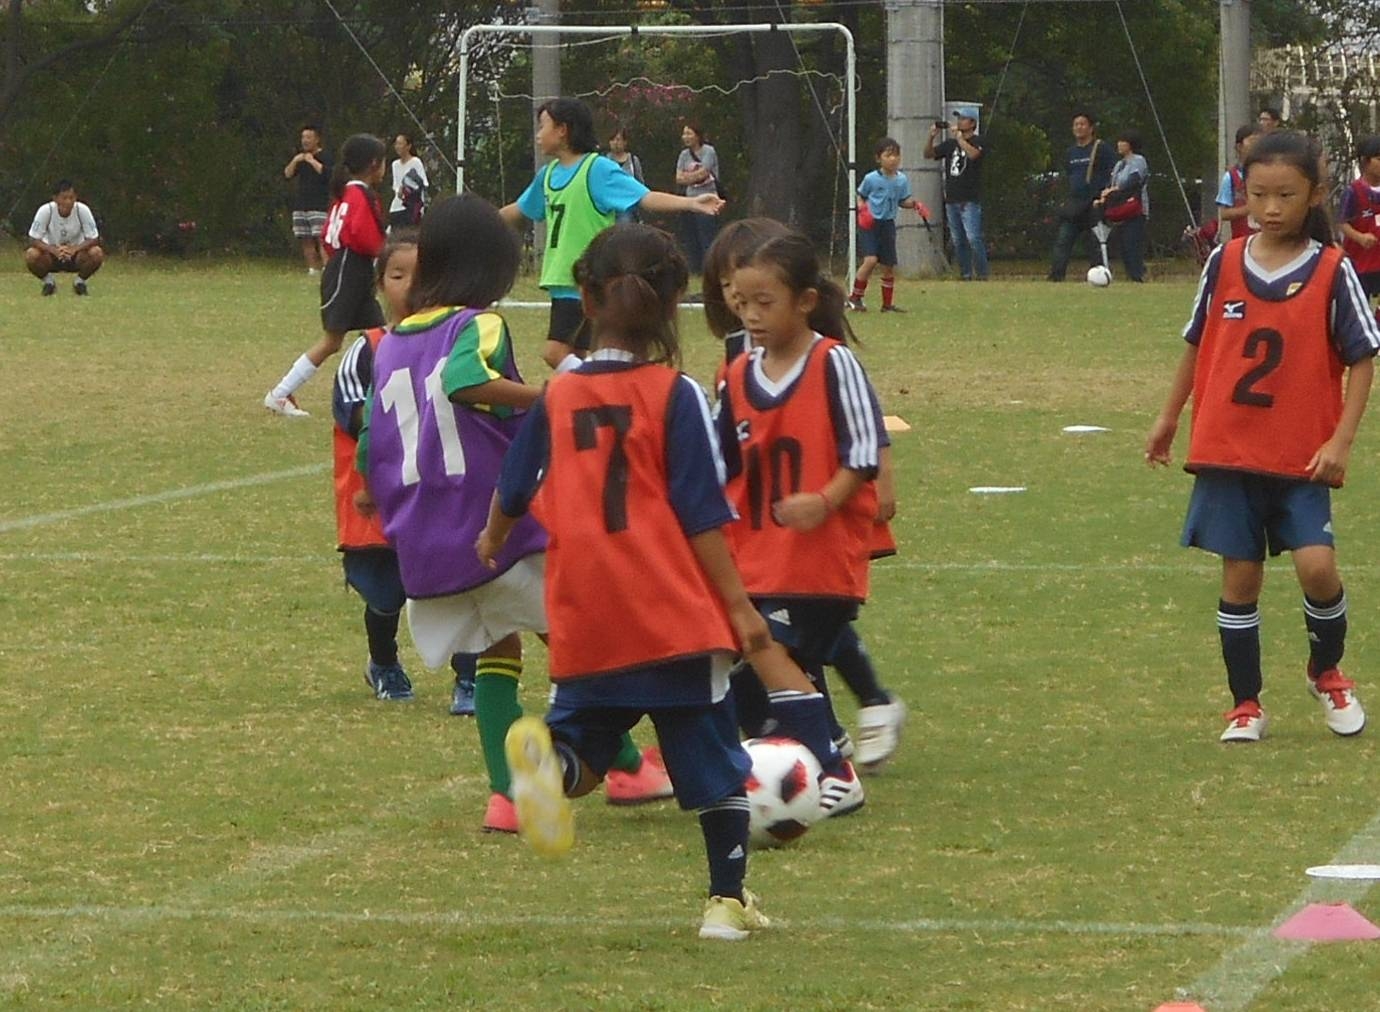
[1219,0,1252,182]
[530,0,560,254]
[886,0,946,277]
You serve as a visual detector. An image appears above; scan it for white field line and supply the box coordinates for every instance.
[1179,808,1380,1011]
[0,902,1255,940]
[0,464,328,534]
[0,775,468,995]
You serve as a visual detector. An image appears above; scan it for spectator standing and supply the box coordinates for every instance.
[1048,111,1118,281]
[285,125,333,274]
[925,106,988,280]
[1094,129,1150,282]
[24,179,103,296]
[387,133,429,230]
[607,127,644,224]
[675,122,721,275]
[1258,107,1283,133]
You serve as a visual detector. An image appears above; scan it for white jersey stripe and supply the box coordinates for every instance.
[1183,245,1223,340]
[679,374,728,488]
[828,345,879,470]
[1339,260,1380,350]
[335,336,368,404]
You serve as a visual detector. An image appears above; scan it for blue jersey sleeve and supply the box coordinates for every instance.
[496,394,551,517]
[516,165,549,222]
[714,380,743,481]
[1182,245,1224,346]
[589,155,650,215]
[824,345,883,478]
[857,171,876,199]
[1332,259,1380,365]
[1215,170,1235,209]
[333,334,373,436]
[665,375,735,536]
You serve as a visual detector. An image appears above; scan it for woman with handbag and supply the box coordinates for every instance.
[1094,130,1150,282]
[675,122,723,276]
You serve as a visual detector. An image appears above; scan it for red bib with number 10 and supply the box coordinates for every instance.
[723,338,876,601]
[533,364,736,679]
[1187,240,1345,486]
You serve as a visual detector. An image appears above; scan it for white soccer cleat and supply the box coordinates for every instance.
[263,391,310,418]
[1307,668,1366,737]
[818,760,865,817]
[855,696,907,769]
[1220,700,1267,743]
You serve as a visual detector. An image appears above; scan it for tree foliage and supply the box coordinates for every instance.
[0,0,1346,258]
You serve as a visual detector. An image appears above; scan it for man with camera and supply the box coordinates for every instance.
[925,106,988,281]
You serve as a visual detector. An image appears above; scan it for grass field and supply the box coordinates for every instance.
[4,256,1380,1011]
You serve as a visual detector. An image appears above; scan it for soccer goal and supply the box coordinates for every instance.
[456,20,859,284]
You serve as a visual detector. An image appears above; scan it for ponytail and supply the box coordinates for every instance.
[573,224,688,365]
[807,274,856,346]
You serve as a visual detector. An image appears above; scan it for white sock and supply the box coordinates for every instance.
[271,354,318,400]
[43,273,55,284]
[554,353,584,375]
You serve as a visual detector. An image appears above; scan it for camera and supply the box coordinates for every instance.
[934,121,948,131]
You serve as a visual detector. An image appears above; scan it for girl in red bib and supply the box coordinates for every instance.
[1146,131,1380,743]
[716,229,889,816]
[477,224,775,941]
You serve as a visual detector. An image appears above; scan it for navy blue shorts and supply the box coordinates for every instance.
[754,597,859,671]
[547,296,591,350]
[546,700,750,811]
[858,218,898,266]
[1180,470,1334,561]
[342,548,406,614]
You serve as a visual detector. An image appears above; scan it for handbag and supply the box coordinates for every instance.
[858,202,875,231]
[714,175,728,201]
[1102,194,1143,222]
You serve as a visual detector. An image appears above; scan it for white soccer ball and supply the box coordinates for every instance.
[744,737,823,847]
[1086,265,1113,287]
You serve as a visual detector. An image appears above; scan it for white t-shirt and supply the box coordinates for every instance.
[389,157,429,214]
[29,201,99,247]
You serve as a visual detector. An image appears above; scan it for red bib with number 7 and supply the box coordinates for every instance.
[1187,239,1345,485]
[723,338,876,601]
[533,364,736,679]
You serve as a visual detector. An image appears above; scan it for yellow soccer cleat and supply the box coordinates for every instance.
[504,717,575,857]
[699,890,770,941]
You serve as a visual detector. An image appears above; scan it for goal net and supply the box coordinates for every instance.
[457,18,858,283]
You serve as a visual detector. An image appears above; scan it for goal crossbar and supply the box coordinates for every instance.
[457,21,858,278]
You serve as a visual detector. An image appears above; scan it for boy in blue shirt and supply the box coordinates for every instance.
[850,137,918,313]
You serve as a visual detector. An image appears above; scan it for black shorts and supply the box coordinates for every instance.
[320,249,384,334]
[547,297,591,351]
[858,218,898,266]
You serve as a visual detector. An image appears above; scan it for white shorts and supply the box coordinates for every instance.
[405,554,548,669]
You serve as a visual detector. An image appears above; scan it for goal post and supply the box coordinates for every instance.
[456,21,859,285]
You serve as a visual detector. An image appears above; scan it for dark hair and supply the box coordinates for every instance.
[408,195,520,311]
[742,229,856,345]
[375,226,419,287]
[1116,129,1143,153]
[1242,130,1333,245]
[682,122,706,145]
[702,217,791,339]
[874,137,901,158]
[1357,135,1380,164]
[1072,111,1097,127]
[301,124,320,136]
[537,98,598,155]
[573,224,688,366]
[53,179,74,194]
[1259,107,1282,123]
[1235,124,1259,146]
[609,126,630,144]
[395,132,417,158]
[330,133,386,200]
